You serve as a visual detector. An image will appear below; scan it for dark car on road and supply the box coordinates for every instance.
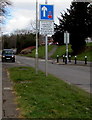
[2,49,15,62]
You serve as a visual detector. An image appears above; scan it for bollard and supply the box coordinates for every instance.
[69,55,71,62]
[65,56,67,64]
[85,56,87,64]
[57,55,59,63]
[75,56,77,64]
[63,55,65,62]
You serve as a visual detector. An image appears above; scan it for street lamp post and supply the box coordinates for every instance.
[35,0,38,74]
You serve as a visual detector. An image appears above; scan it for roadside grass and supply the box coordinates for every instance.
[51,44,73,58]
[8,66,92,119]
[75,43,92,61]
[87,42,92,47]
[50,43,92,61]
[20,43,92,61]
[72,48,92,61]
[23,45,54,58]
[71,43,92,61]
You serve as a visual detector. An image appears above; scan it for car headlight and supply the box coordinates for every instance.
[12,55,15,58]
[3,56,5,58]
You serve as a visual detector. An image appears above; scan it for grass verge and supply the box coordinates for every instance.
[51,43,92,61]
[75,43,92,61]
[51,44,73,58]
[20,43,92,61]
[23,45,54,58]
[8,66,92,119]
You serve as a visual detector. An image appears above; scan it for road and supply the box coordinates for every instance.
[16,56,91,93]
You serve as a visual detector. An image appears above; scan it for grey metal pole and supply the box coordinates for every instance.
[45,0,47,4]
[0,29,2,50]
[35,0,38,74]
[0,9,2,119]
[45,35,48,76]
[1,32,4,50]
[45,0,48,76]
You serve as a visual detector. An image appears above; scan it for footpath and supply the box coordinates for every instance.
[51,58,91,67]
[2,64,20,119]
[0,63,2,120]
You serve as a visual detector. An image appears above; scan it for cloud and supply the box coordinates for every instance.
[3,0,72,34]
[4,9,35,32]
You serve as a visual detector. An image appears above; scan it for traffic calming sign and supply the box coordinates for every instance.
[40,21,54,35]
[40,4,54,20]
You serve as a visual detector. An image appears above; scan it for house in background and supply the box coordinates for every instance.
[39,35,54,45]
[85,37,92,43]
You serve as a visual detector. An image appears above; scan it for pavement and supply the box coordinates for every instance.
[52,58,91,67]
[0,63,2,120]
[48,46,58,59]
[2,64,20,119]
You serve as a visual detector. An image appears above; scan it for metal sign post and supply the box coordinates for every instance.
[45,0,47,4]
[39,0,54,76]
[45,0,48,76]
[35,0,38,74]
[45,35,48,76]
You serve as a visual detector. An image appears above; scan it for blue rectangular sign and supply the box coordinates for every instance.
[40,4,54,20]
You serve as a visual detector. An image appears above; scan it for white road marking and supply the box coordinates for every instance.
[3,87,12,90]
[16,61,21,64]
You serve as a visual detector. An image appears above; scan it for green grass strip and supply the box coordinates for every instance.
[76,43,92,61]
[20,43,92,61]
[8,66,92,118]
[51,44,73,58]
[23,45,55,58]
[51,43,92,61]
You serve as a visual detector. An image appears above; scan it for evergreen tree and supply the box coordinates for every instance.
[69,2,90,54]
[54,2,91,54]
[52,23,64,45]
[87,3,92,37]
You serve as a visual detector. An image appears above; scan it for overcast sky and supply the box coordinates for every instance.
[3,0,73,34]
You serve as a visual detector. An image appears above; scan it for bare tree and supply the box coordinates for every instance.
[0,0,11,23]
[30,20,36,32]
[0,0,11,50]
